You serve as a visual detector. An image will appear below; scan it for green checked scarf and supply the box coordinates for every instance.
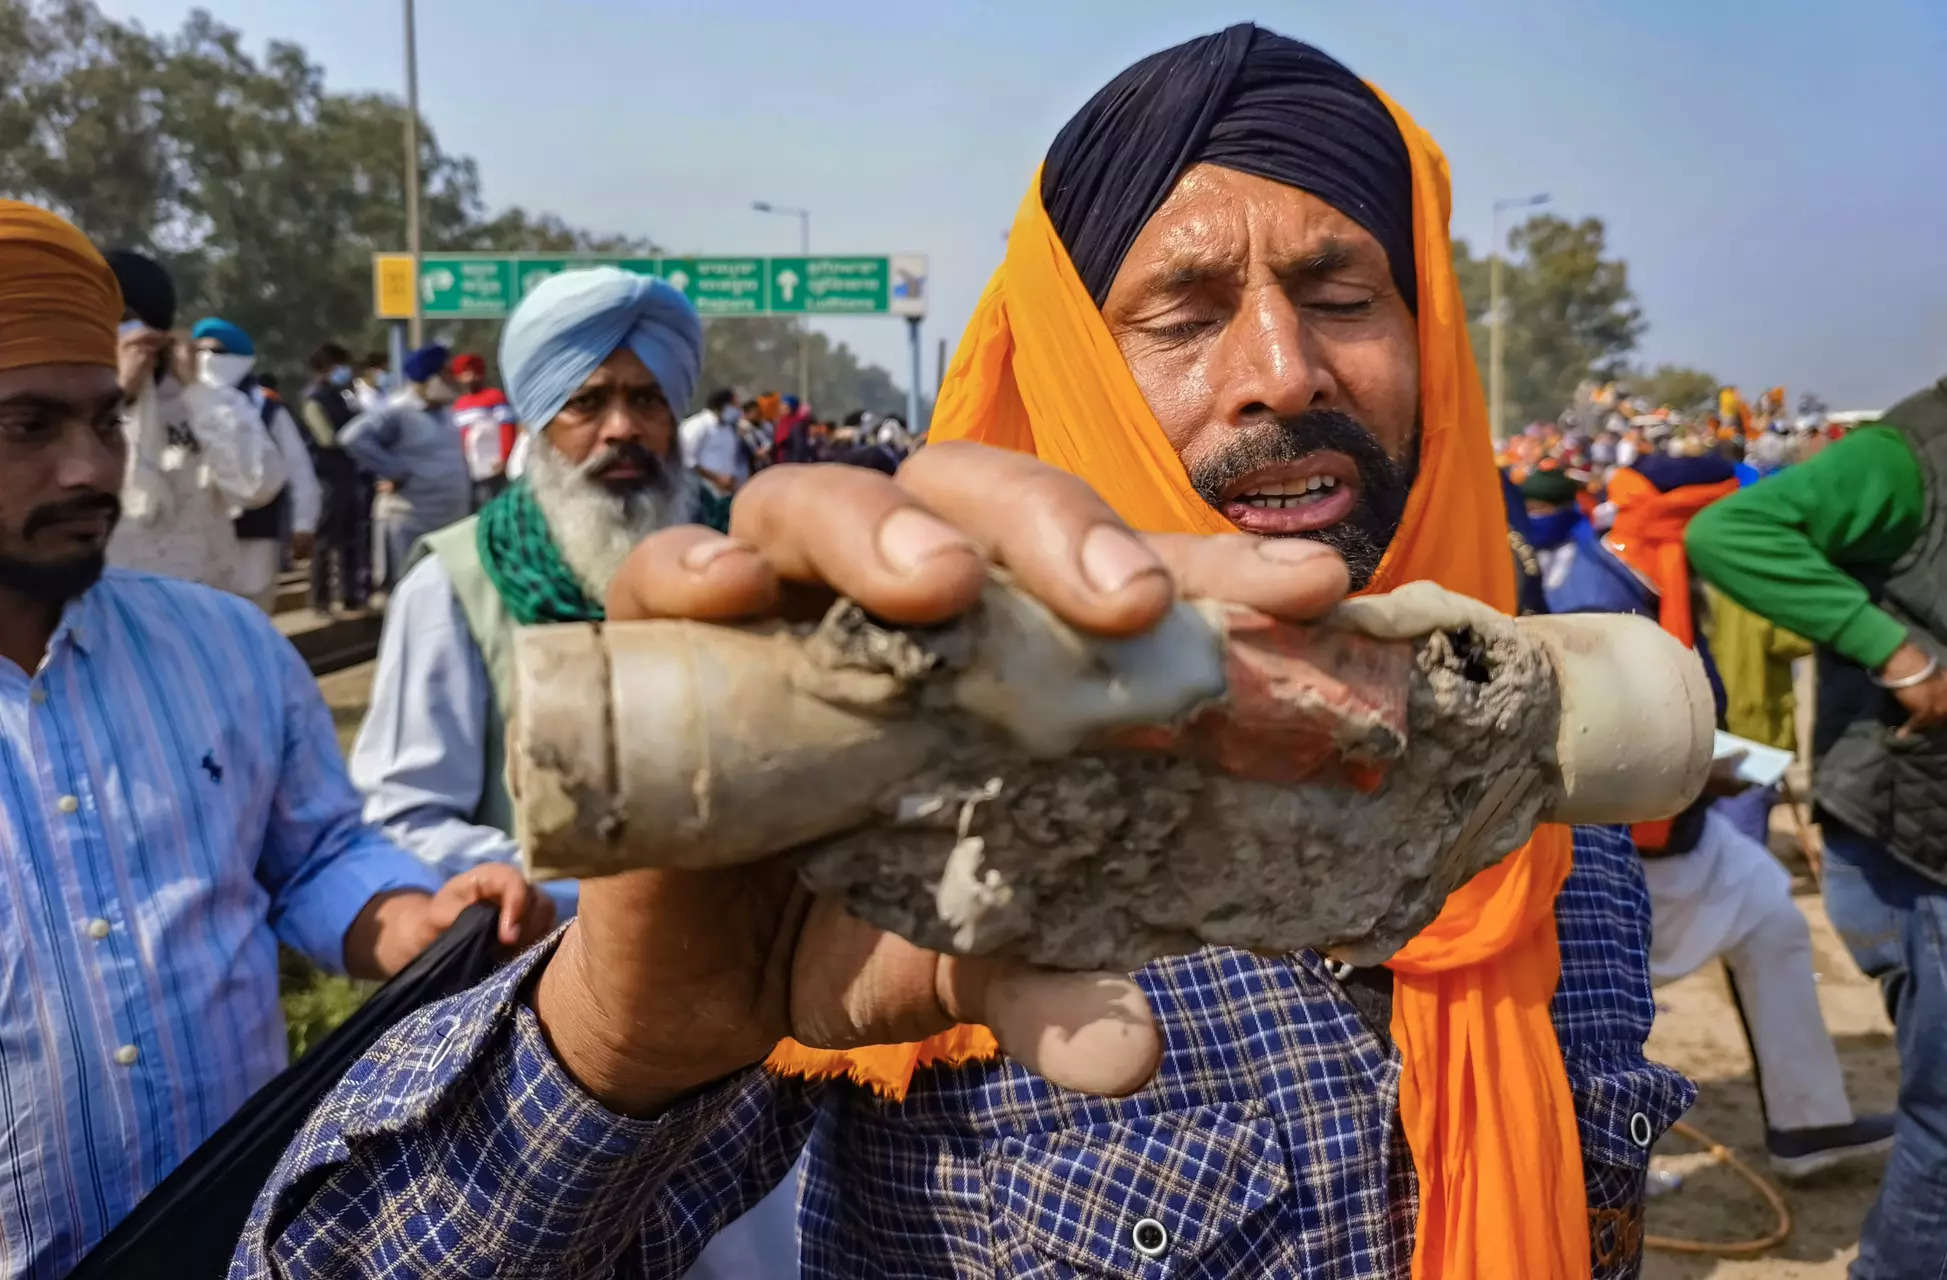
[475,478,604,624]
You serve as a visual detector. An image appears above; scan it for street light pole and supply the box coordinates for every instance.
[1489,193,1549,442]
[752,200,811,406]
[402,0,422,350]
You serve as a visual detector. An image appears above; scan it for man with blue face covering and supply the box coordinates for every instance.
[351,268,703,925]
[190,317,322,613]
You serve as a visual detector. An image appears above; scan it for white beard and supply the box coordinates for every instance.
[525,434,682,602]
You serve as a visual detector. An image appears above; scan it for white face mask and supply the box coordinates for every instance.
[197,350,256,388]
[720,405,743,426]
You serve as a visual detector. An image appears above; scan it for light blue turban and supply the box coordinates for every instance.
[190,317,254,355]
[498,267,703,430]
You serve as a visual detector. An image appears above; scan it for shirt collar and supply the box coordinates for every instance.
[48,574,113,660]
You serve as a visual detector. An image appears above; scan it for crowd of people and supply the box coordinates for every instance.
[0,17,1942,1280]
[82,245,916,627]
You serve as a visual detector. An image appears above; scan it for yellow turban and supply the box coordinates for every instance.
[0,200,122,372]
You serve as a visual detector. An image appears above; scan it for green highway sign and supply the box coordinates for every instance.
[377,252,928,320]
[412,257,514,316]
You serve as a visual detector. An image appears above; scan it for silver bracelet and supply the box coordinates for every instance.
[1874,653,1941,690]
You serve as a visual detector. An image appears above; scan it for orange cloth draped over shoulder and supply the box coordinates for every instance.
[764,88,1591,1279]
[1604,466,1739,649]
[0,200,122,372]
[1602,465,1736,851]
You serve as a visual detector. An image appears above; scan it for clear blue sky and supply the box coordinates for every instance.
[103,0,1947,409]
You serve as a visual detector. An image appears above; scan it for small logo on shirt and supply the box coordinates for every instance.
[200,752,223,784]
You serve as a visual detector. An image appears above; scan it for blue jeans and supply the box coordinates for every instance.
[1821,824,1947,1280]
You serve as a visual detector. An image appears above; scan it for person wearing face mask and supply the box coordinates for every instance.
[676,386,736,471]
[191,318,321,612]
[101,253,286,594]
[692,391,751,532]
[300,341,375,615]
[338,343,473,590]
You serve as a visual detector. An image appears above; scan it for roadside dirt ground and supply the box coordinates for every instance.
[318,661,1896,1277]
[1642,824,1896,1279]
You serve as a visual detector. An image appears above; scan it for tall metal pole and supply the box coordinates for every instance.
[906,316,922,436]
[753,201,812,406]
[1488,193,1549,443]
[403,0,423,348]
[797,208,810,407]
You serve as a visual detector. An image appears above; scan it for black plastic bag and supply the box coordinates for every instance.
[69,903,509,1279]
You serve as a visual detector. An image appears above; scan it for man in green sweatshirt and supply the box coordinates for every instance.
[1687,383,1947,1280]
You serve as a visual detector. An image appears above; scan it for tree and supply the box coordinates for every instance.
[1452,214,1644,427]
[1630,364,1719,413]
[0,0,916,413]
[694,317,913,419]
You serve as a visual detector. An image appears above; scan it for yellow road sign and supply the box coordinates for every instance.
[373,254,416,319]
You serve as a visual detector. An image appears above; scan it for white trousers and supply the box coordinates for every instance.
[233,537,282,613]
[1645,809,1852,1130]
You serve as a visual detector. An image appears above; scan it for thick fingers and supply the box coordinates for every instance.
[896,442,1175,637]
[498,879,525,943]
[1144,532,1349,622]
[1329,579,1514,639]
[938,954,1161,1097]
[521,890,558,945]
[606,524,779,622]
[729,464,987,625]
[787,898,1161,1096]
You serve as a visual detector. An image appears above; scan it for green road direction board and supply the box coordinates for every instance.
[417,257,513,316]
[687,257,765,315]
[767,256,894,314]
[385,252,927,319]
[511,258,574,301]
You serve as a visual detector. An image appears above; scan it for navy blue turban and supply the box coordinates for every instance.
[402,343,449,383]
[1633,453,1738,493]
[104,250,176,331]
[1041,23,1415,313]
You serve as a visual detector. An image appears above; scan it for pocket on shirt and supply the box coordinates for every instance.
[984,1101,1289,1276]
[1570,1056,1694,1278]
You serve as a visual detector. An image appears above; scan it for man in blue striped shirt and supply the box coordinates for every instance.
[0,201,555,1278]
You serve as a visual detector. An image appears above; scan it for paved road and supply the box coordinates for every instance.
[317,660,375,758]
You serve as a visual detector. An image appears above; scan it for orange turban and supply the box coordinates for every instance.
[0,201,122,372]
[769,60,1588,1280]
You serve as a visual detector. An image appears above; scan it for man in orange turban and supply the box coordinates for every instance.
[238,27,1685,1280]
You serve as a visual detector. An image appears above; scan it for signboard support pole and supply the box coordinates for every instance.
[402,0,423,348]
[906,316,922,435]
[387,320,408,384]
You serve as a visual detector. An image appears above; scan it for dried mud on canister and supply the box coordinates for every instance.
[510,576,1712,969]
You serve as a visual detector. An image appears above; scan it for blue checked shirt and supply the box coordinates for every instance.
[0,570,442,1280]
[235,825,1689,1279]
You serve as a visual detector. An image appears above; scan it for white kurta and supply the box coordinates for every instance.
[106,375,287,594]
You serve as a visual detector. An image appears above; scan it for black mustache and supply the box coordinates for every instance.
[581,439,664,480]
[24,493,121,538]
[1187,410,1418,592]
[1187,410,1403,502]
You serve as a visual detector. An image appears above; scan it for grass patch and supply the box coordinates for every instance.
[278,947,376,1059]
